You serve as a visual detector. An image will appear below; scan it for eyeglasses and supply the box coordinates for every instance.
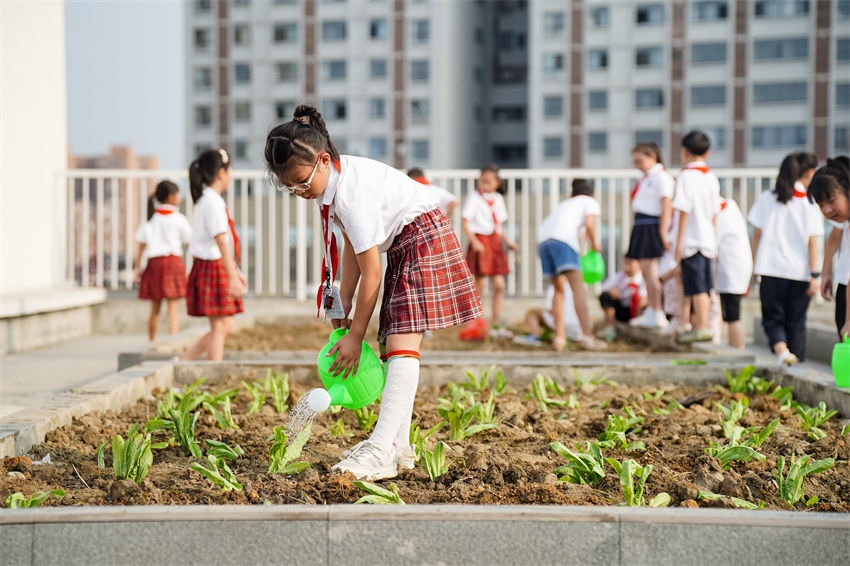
[278,158,320,194]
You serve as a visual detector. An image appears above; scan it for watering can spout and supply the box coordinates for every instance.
[327,382,353,407]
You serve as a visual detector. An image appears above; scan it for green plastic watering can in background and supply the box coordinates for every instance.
[307,329,386,412]
[831,334,850,388]
[580,250,605,284]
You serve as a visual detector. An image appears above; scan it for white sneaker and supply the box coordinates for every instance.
[578,334,608,351]
[513,334,542,347]
[629,309,652,327]
[342,441,414,470]
[654,310,669,329]
[332,441,397,481]
[776,349,799,366]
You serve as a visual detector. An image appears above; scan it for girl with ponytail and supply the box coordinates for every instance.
[264,104,483,481]
[747,152,823,365]
[179,148,246,362]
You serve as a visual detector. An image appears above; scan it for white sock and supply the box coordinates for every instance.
[368,355,420,454]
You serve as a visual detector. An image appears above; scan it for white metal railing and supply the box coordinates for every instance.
[60,167,779,299]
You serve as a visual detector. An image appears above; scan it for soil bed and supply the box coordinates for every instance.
[3,370,848,511]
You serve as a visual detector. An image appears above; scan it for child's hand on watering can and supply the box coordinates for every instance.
[328,331,360,379]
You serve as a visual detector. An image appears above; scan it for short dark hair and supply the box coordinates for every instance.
[632,142,664,166]
[406,167,425,178]
[682,130,711,156]
[808,156,850,205]
[572,178,593,197]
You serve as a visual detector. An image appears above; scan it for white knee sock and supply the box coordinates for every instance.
[368,355,420,454]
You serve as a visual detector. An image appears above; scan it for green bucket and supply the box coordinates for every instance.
[831,334,850,388]
[314,328,386,410]
[580,250,605,284]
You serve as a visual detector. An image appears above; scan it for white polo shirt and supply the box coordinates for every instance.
[601,271,647,308]
[632,163,675,217]
[320,155,439,254]
[828,221,849,286]
[671,162,721,258]
[135,205,192,259]
[536,195,601,252]
[189,187,231,260]
[462,190,508,235]
[424,183,458,216]
[715,198,752,294]
[747,183,825,282]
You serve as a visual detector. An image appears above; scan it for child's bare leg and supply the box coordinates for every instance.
[565,270,593,336]
[692,292,710,331]
[148,300,161,341]
[550,274,568,345]
[166,298,180,335]
[728,321,745,349]
[181,330,211,361]
[206,315,235,362]
[639,258,661,311]
[772,340,789,355]
[604,307,617,326]
[526,309,544,337]
[492,275,506,324]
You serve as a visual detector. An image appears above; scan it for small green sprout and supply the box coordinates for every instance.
[475,391,499,425]
[97,423,166,483]
[419,440,451,482]
[723,365,757,393]
[528,374,570,412]
[263,370,290,413]
[797,402,838,440]
[5,489,65,509]
[714,397,749,425]
[330,418,353,437]
[155,378,207,419]
[770,385,796,410]
[190,455,242,492]
[202,396,240,430]
[642,389,665,401]
[773,454,835,506]
[409,421,444,462]
[354,406,379,431]
[841,424,849,436]
[550,441,605,485]
[204,439,244,460]
[697,489,763,510]
[353,481,405,504]
[598,407,645,451]
[572,369,618,387]
[145,408,202,458]
[595,399,611,410]
[241,380,266,414]
[670,359,707,365]
[652,396,684,415]
[461,366,500,392]
[605,458,668,507]
[437,400,497,441]
[268,425,311,474]
[705,443,766,469]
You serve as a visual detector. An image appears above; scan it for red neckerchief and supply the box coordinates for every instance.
[226,208,241,264]
[628,282,640,319]
[477,189,501,234]
[793,186,807,198]
[720,199,728,211]
[155,208,174,215]
[412,176,430,185]
[682,164,710,174]
[316,159,343,316]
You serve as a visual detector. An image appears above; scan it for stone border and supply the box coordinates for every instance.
[1,505,848,566]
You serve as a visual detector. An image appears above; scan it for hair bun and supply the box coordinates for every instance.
[271,136,291,166]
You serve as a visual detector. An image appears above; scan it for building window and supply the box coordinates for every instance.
[369,137,387,159]
[837,127,849,150]
[692,1,728,20]
[493,145,527,163]
[754,0,810,17]
[410,99,430,123]
[588,132,608,152]
[691,85,726,106]
[752,125,807,148]
[195,0,211,13]
[688,126,726,150]
[498,31,526,50]
[691,42,727,64]
[274,23,298,43]
[754,38,808,60]
[588,49,609,70]
[369,98,386,119]
[839,39,850,61]
[275,100,296,121]
[411,60,429,81]
[321,99,347,120]
[491,106,526,122]
[193,28,211,50]
[322,60,347,80]
[369,59,387,79]
[636,4,665,24]
[194,105,211,127]
[411,20,429,42]
[234,24,251,46]
[543,12,564,35]
[234,101,251,122]
[543,96,563,118]
[234,140,248,160]
[274,62,298,82]
[193,67,212,90]
[411,140,429,161]
[369,18,387,39]
[543,137,563,158]
[753,82,808,103]
[634,130,664,147]
[837,83,850,106]
[234,63,251,84]
[636,88,664,108]
[234,0,250,6]
[588,90,608,110]
[636,46,664,68]
[591,6,610,28]
[542,53,564,76]
[839,0,850,17]
[322,21,347,41]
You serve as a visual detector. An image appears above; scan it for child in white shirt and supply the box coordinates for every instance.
[407,167,458,218]
[715,198,752,349]
[517,283,581,346]
[599,257,648,330]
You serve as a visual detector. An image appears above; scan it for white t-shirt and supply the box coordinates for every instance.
[715,198,753,294]
[601,271,647,308]
[747,183,825,282]
[833,221,850,286]
[321,155,439,254]
[632,163,675,217]
[424,183,458,217]
[189,188,232,260]
[541,284,580,338]
[658,210,680,276]
[537,195,601,252]
[462,190,508,235]
[135,204,192,259]
[672,162,721,258]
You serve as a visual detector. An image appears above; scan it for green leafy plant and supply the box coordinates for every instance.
[263,370,290,413]
[330,418,353,438]
[190,455,242,492]
[797,402,838,441]
[475,391,499,425]
[145,408,202,458]
[670,359,707,365]
[642,389,665,401]
[202,396,240,430]
[420,440,451,482]
[409,421,444,462]
[96,424,166,483]
[723,365,757,393]
[204,439,244,460]
[598,407,646,451]
[705,443,766,469]
[241,380,266,414]
[437,396,497,441]
[749,377,776,395]
[528,373,571,412]
[353,481,405,504]
[461,366,493,392]
[155,378,207,419]
[652,396,684,416]
[268,425,311,474]
[842,424,849,436]
[572,369,618,387]
[773,454,835,505]
[605,458,668,507]
[550,441,605,485]
[353,406,379,431]
[697,489,763,510]
[5,489,65,509]
[770,385,797,411]
[714,398,749,426]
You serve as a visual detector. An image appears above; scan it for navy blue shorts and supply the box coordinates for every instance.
[681,252,713,296]
[538,239,580,278]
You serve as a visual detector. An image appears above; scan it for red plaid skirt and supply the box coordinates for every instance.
[139,255,187,300]
[186,258,244,317]
[378,209,483,344]
[466,232,509,276]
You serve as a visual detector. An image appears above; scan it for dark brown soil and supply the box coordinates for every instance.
[3,372,848,510]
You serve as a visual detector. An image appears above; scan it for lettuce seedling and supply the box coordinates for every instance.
[409,421,444,462]
[204,439,244,460]
[241,380,266,414]
[353,481,405,504]
[550,441,605,484]
[419,440,451,482]
[5,489,65,509]
[528,374,570,412]
[652,396,684,415]
[773,454,835,505]
[572,369,617,387]
[705,443,765,469]
[330,418,353,438]
[723,365,757,393]
[697,489,763,510]
[475,391,499,425]
[190,454,242,492]
[268,425,311,474]
[605,458,669,507]
[202,396,240,430]
[263,370,290,413]
[842,424,849,436]
[97,423,166,483]
[797,402,838,441]
[145,408,202,458]
[462,366,492,392]
[642,389,665,401]
[155,378,207,419]
[438,402,497,441]
[714,397,748,425]
[770,385,797,410]
[598,407,645,451]
[354,406,379,431]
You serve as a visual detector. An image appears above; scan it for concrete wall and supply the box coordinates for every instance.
[0,1,68,294]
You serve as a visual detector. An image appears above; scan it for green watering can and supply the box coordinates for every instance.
[307,329,386,412]
[831,334,850,388]
[580,250,605,284]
